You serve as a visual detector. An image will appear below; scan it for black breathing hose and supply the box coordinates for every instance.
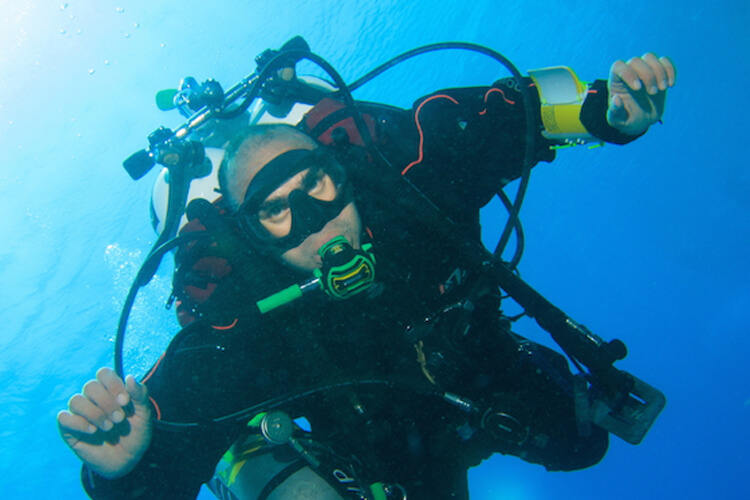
[114,231,210,378]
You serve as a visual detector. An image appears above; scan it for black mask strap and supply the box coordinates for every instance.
[242,148,313,207]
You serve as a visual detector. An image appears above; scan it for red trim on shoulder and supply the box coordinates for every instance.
[479,87,516,115]
[402,94,460,176]
[486,87,516,105]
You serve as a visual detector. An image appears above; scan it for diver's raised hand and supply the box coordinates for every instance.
[57,367,152,479]
[607,53,676,136]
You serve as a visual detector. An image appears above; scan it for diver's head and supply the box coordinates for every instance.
[221,124,361,273]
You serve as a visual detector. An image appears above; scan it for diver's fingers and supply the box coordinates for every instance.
[57,409,97,435]
[124,375,150,411]
[640,53,669,92]
[610,59,642,92]
[626,56,659,95]
[83,379,125,426]
[67,392,115,432]
[96,367,130,408]
[659,55,677,87]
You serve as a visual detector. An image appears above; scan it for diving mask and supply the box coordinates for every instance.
[238,148,353,254]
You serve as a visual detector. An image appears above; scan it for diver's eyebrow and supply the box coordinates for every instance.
[258,197,288,214]
[301,166,324,190]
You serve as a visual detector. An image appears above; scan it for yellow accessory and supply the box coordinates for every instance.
[528,66,594,143]
[415,340,437,385]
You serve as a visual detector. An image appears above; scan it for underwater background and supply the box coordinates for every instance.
[1,1,748,498]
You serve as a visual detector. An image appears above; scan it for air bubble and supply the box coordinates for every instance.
[116,7,124,13]
[88,68,96,75]
[134,22,140,28]
[60,3,68,10]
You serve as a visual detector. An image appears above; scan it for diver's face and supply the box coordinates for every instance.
[259,169,362,273]
[233,145,362,274]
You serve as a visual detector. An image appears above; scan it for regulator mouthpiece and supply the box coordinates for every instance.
[256,236,376,314]
[314,236,376,300]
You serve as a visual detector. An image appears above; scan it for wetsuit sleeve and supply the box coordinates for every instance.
[389,77,640,218]
[80,321,250,499]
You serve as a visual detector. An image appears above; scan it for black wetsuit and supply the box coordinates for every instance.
[82,78,636,499]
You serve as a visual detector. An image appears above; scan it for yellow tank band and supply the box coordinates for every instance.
[528,66,594,143]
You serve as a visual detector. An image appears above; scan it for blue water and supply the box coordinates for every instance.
[1,1,747,498]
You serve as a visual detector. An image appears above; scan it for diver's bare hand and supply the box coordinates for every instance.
[57,367,152,479]
[607,53,676,136]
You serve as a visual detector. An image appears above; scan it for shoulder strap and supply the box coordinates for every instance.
[303,97,378,147]
[172,198,289,326]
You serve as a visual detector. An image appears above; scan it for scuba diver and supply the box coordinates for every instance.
[58,38,676,499]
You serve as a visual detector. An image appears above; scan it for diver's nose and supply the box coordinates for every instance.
[289,189,330,239]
